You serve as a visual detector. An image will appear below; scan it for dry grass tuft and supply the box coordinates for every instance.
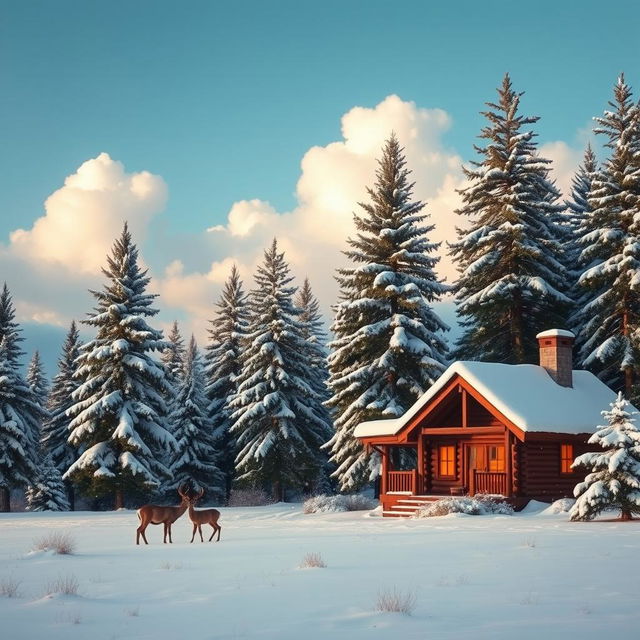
[33,531,76,555]
[227,488,274,507]
[0,576,21,598]
[299,552,327,569]
[45,574,79,596]
[375,587,417,615]
[125,606,140,617]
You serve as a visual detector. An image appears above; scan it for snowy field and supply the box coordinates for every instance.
[1,503,639,640]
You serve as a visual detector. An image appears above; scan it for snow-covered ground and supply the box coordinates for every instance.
[1,502,639,639]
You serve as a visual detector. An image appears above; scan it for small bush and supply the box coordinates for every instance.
[415,495,513,518]
[303,494,377,514]
[45,574,79,596]
[0,576,21,598]
[32,532,76,555]
[375,587,416,615]
[299,552,326,569]
[547,498,575,514]
[227,488,274,507]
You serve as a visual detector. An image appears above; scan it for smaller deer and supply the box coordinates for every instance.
[136,485,191,545]
[187,487,222,542]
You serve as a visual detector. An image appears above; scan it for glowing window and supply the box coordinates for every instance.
[488,446,506,472]
[439,446,456,477]
[561,444,574,474]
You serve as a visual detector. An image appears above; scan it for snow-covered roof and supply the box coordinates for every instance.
[354,361,632,438]
[536,329,575,339]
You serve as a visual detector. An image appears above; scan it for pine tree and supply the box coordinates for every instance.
[40,321,82,509]
[27,351,49,408]
[294,278,334,491]
[0,284,41,511]
[65,224,176,509]
[450,74,570,364]
[326,134,449,492]
[571,393,640,521]
[204,265,248,498]
[566,145,598,351]
[167,336,224,499]
[575,75,640,400]
[162,321,186,387]
[229,240,329,500]
[26,453,70,511]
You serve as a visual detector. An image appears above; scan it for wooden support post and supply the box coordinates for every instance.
[416,435,424,495]
[381,446,388,496]
[462,388,468,428]
[505,430,513,497]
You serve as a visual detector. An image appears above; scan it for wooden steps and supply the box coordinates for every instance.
[382,494,450,518]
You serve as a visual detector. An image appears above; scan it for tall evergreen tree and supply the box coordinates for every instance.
[161,320,186,387]
[574,75,640,400]
[566,145,598,349]
[204,265,248,498]
[571,393,640,521]
[450,74,570,364]
[228,240,329,500]
[26,453,70,512]
[0,284,41,511]
[294,278,334,490]
[326,134,449,492]
[167,336,224,499]
[27,351,49,408]
[65,224,176,509]
[40,321,82,509]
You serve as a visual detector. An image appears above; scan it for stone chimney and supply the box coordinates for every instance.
[536,329,575,388]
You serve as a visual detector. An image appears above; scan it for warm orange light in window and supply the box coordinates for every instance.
[561,444,574,474]
[488,446,505,472]
[439,446,455,477]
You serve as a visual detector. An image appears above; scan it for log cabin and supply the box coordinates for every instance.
[354,329,635,517]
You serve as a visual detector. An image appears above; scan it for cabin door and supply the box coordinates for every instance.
[466,444,487,495]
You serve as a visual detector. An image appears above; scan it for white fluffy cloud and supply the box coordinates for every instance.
[157,95,466,329]
[1,153,167,326]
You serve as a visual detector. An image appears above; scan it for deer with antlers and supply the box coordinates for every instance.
[136,485,191,545]
[187,487,222,542]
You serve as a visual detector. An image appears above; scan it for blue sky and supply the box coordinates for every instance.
[2,0,639,372]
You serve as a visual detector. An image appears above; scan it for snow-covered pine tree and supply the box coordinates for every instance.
[566,145,598,352]
[26,453,70,511]
[571,393,640,521]
[449,73,570,364]
[40,320,82,509]
[167,336,224,500]
[326,134,449,492]
[27,351,49,408]
[65,224,176,509]
[161,320,186,387]
[204,264,248,499]
[0,284,41,511]
[294,277,334,491]
[575,75,640,400]
[229,240,329,501]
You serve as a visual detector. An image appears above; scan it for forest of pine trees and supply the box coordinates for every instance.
[2,73,640,510]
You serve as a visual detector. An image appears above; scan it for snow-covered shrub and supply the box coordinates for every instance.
[299,552,326,568]
[227,488,273,507]
[32,532,76,555]
[303,494,377,514]
[415,495,513,518]
[375,587,416,615]
[547,498,575,514]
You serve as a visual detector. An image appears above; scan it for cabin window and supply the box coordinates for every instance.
[438,445,456,477]
[560,444,574,474]
[488,446,506,472]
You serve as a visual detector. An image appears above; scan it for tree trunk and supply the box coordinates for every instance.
[67,484,75,511]
[0,486,10,512]
[115,488,125,510]
[624,367,634,400]
[272,480,284,503]
[620,509,633,521]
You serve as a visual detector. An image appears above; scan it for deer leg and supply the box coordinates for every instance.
[198,524,204,542]
[168,523,173,543]
[190,523,197,543]
[216,524,221,542]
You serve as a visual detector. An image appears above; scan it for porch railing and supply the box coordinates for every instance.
[474,471,507,495]
[387,470,417,493]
